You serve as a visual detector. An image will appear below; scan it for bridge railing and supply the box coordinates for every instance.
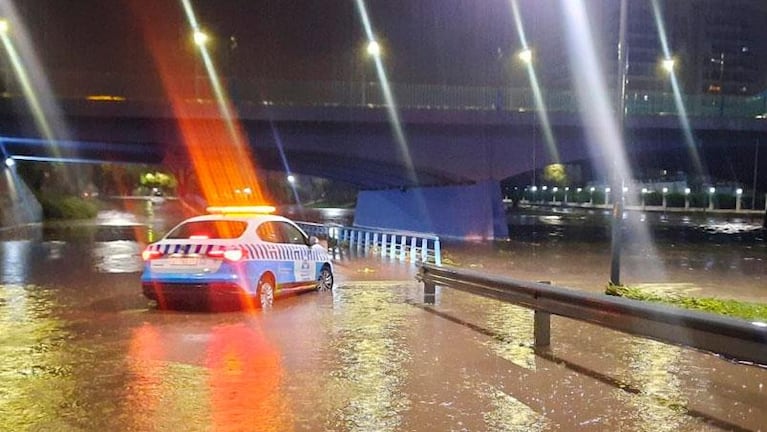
[33,70,767,119]
[418,263,767,366]
[295,221,441,265]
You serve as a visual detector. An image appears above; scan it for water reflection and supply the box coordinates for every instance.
[328,284,414,431]
[0,283,70,431]
[1,240,32,284]
[125,321,291,431]
[482,387,550,432]
[616,338,691,432]
[483,303,536,371]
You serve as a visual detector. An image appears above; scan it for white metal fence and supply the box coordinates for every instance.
[295,222,442,265]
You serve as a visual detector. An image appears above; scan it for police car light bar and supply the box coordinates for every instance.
[206,205,276,214]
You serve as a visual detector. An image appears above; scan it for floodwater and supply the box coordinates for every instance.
[1,201,766,431]
[445,207,767,301]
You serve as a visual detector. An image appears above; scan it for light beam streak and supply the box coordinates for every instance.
[650,0,704,176]
[509,0,560,164]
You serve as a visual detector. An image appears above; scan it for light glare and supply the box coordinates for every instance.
[518,48,532,64]
[661,58,675,73]
[193,30,209,46]
[366,40,381,57]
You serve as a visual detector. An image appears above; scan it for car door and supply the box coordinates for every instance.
[277,221,315,287]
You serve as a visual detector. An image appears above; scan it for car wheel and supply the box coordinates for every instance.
[257,277,275,309]
[317,266,334,292]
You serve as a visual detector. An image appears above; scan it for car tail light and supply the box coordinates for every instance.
[208,247,244,262]
[142,248,162,261]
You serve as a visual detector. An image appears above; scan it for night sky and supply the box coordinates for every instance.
[7,0,539,86]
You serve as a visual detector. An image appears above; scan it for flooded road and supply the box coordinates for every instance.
[1,201,766,431]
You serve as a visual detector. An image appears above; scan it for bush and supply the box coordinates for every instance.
[606,283,767,321]
[38,194,99,220]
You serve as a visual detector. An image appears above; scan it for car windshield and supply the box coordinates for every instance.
[165,220,247,239]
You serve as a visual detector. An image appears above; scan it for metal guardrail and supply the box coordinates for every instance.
[295,221,442,265]
[418,263,767,366]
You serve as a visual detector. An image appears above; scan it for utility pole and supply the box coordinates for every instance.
[610,0,629,286]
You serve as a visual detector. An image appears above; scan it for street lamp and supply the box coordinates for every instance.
[605,187,611,206]
[530,185,538,202]
[361,40,381,106]
[662,187,669,208]
[366,40,381,57]
[564,187,570,204]
[684,187,691,209]
[708,187,716,210]
[641,188,648,209]
[552,186,558,203]
[193,30,209,47]
[661,58,675,73]
[736,188,743,211]
[4,157,14,168]
[589,186,595,205]
[287,174,296,184]
[518,48,532,65]
[192,30,210,99]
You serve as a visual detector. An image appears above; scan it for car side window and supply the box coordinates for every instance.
[256,222,285,243]
[279,222,308,245]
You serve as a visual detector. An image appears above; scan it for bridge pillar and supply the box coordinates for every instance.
[0,166,42,228]
[354,180,509,240]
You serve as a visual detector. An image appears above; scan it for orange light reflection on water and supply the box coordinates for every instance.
[129,1,269,208]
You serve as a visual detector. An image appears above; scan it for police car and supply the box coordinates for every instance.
[141,206,334,309]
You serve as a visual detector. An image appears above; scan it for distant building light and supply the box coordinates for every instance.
[86,95,126,102]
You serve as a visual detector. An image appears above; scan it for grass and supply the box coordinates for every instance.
[606,283,767,322]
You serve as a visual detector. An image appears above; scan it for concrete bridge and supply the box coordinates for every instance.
[1,78,766,236]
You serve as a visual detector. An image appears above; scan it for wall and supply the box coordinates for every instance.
[354,180,509,240]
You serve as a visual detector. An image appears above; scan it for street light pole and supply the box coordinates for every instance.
[610,0,628,286]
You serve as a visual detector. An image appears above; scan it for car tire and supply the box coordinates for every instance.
[317,266,334,292]
[257,277,275,309]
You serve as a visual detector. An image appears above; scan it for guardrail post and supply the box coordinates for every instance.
[372,232,379,251]
[534,310,551,348]
[410,236,417,263]
[399,235,407,261]
[390,234,398,257]
[534,280,552,348]
[364,231,371,250]
[434,238,442,265]
[420,238,428,263]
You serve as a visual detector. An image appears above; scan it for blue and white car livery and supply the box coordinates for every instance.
[141,207,333,308]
